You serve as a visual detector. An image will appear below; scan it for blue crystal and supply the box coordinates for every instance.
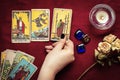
[77,44,85,53]
[75,30,85,40]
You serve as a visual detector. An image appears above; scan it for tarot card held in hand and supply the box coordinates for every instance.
[8,59,37,80]
[31,9,50,41]
[51,8,72,41]
[11,10,31,43]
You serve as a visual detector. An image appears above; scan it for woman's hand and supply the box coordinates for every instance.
[37,37,75,80]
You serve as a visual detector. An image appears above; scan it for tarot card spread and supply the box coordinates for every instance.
[51,8,72,41]
[0,49,37,80]
[12,10,31,43]
[31,9,50,41]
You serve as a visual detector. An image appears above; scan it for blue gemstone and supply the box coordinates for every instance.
[75,30,85,40]
[77,44,85,53]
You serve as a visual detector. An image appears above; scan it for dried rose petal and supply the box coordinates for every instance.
[112,38,120,48]
[98,42,111,54]
[103,34,117,43]
[97,53,107,60]
[95,49,99,58]
[95,49,107,60]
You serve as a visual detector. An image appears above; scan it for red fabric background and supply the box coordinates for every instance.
[0,0,120,80]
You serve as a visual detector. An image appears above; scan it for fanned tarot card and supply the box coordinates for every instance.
[51,8,72,41]
[0,51,7,80]
[9,50,35,74]
[31,9,50,41]
[1,49,16,80]
[11,10,31,43]
[1,51,7,72]
[8,59,37,80]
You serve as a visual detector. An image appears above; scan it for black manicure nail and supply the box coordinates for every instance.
[61,34,65,39]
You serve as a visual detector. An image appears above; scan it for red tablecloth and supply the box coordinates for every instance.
[0,0,120,80]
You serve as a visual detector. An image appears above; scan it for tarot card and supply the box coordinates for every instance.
[8,59,37,80]
[0,51,7,80]
[9,50,35,73]
[31,9,50,41]
[1,51,7,73]
[11,10,31,43]
[1,49,16,80]
[51,8,72,41]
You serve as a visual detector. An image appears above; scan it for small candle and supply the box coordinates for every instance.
[96,10,109,24]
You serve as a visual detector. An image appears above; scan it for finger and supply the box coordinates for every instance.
[45,45,54,50]
[46,50,51,53]
[53,36,66,50]
[52,42,59,47]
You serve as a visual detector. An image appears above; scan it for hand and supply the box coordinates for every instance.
[37,37,75,80]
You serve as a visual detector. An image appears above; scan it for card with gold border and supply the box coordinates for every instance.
[31,9,50,41]
[11,10,31,43]
[51,8,72,41]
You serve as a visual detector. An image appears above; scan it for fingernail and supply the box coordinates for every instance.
[61,34,65,39]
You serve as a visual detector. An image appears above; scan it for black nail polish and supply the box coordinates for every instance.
[61,34,65,39]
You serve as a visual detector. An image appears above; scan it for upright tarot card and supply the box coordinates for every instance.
[51,8,72,41]
[31,9,50,41]
[12,10,31,43]
[8,59,37,80]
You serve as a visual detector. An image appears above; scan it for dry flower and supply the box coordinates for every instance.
[77,34,120,80]
[103,34,116,43]
[98,42,111,54]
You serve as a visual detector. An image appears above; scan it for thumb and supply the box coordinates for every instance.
[54,35,66,50]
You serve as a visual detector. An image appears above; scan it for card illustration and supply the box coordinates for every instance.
[31,9,50,41]
[8,59,37,80]
[1,50,16,80]
[11,10,31,43]
[0,51,7,80]
[51,8,72,41]
[9,50,35,73]
[1,51,7,72]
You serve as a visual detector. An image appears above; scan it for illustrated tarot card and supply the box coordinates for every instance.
[9,50,35,73]
[1,49,16,80]
[1,51,7,72]
[11,10,31,43]
[51,8,72,41]
[0,51,7,80]
[31,9,50,41]
[8,59,37,80]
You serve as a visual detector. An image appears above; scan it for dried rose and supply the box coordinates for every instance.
[98,42,111,54]
[112,38,120,52]
[103,34,117,44]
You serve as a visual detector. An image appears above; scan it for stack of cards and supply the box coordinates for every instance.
[0,49,37,80]
[11,8,72,43]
